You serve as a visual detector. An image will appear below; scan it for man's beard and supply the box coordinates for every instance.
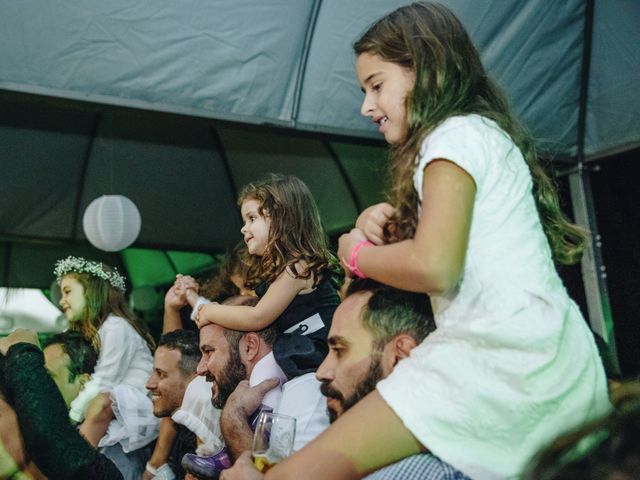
[207,344,247,409]
[320,356,384,423]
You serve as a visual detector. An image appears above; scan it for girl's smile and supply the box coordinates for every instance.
[59,275,86,322]
[356,52,415,145]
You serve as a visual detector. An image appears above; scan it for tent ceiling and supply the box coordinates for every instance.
[1,1,638,158]
[0,92,388,289]
[0,0,639,289]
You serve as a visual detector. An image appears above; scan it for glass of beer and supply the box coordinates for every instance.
[252,411,296,472]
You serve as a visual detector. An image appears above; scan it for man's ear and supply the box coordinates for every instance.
[240,332,261,363]
[380,334,418,376]
[391,334,417,363]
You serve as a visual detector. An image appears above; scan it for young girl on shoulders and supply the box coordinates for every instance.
[267,3,610,479]
[54,256,158,459]
[195,174,340,379]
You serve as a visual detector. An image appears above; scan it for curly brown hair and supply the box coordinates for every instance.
[354,1,586,265]
[238,174,339,288]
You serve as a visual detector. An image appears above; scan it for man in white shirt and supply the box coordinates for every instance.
[196,296,329,463]
[220,280,470,480]
[145,329,201,479]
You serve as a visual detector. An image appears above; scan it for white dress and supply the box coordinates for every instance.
[69,314,158,451]
[376,115,610,479]
[172,375,225,455]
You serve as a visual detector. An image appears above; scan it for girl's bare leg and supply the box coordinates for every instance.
[143,417,178,479]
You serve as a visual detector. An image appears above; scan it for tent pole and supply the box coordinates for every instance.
[291,0,322,126]
[567,166,621,375]
[569,0,620,375]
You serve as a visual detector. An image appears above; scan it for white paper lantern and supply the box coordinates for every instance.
[83,195,141,251]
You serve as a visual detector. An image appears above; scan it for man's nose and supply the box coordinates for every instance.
[196,356,208,376]
[145,376,156,391]
[316,358,334,382]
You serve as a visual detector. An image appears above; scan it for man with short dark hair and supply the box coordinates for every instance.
[0,329,123,480]
[148,329,201,417]
[221,281,470,480]
[318,279,435,422]
[145,329,201,479]
[43,331,97,409]
[316,280,468,479]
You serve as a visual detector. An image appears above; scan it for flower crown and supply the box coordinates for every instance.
[54,256,127,293]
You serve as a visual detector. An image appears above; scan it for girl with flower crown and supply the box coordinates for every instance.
[54,256,158,476]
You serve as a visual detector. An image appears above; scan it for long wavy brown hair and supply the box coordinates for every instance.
[238,174,339,288]
[65,269,155,353]
[354,1,586,265]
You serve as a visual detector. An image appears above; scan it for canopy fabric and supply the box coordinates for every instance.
[0,1,637,158]
[0,0,638,290]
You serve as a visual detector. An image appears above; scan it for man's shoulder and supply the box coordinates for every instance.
[280,373,324,407]
[277,373,329,451]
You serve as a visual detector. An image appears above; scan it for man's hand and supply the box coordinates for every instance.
[220,451,264,480]
[221,379,281,459]
[224,379,281,419]
[164,274,200,311]
[0,329,39,355]
[355,202,396,245]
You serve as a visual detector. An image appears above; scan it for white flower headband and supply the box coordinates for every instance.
[54,256,127,293]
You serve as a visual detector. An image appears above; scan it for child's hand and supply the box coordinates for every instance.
[194,302,218,328]
[165,274,200,310]
[176,274,199,294]
[338,228,368,277]
[355,202,396,245]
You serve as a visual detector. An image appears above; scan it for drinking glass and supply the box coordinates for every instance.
[252,411,296,472]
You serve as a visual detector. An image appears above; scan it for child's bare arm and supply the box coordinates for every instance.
[339,160,475,294]
[195,268,308,331]
[185,287,201,308]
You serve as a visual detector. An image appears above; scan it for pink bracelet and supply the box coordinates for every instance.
[345,240,373,279]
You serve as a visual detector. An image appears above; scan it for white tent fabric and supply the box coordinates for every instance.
[0,0,638,159]
[586,0,640,158]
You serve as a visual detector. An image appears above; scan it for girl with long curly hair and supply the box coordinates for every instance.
[195,173,339,380]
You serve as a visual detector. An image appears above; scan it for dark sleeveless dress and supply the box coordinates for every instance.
[255,277,339,379]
